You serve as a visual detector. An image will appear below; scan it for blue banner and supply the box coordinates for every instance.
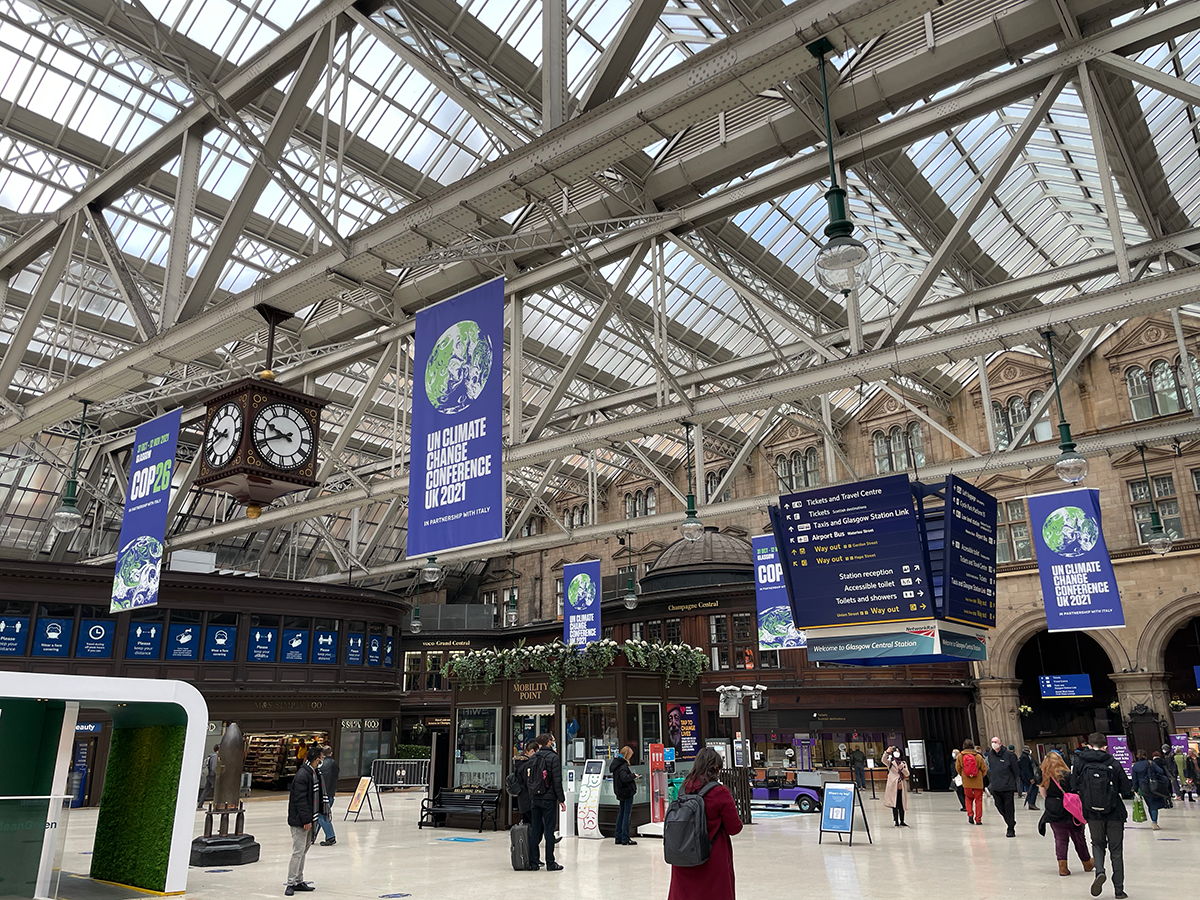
[204,625,236,661]
[943,475,998,628]
[110,408,182,613]
[125,621,163,659]
[771,474,930,629]
[367,634,383,666]
[346,632,364,665]
[807,626,938,662]
[314,630,338,664]
[752,535,805,650]
[1027,489,1124,631]
[76,620,114,658]
[563,559,601,646]
[166,623,199,660]
[0,615,29,655]
[282,629,309,663]
[248,627,278,662]
[1039,673,1093,698]
[32,617,72,656]
[407,278,505,557]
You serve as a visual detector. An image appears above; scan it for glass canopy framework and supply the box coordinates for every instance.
[0,0,1195,588]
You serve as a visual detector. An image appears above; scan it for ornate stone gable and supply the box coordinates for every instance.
[966,351,1051,408]
[1101,315,1200,368]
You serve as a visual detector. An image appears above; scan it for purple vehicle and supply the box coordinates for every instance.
[751,769,842,813]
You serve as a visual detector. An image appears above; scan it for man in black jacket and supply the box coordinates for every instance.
[286,743,323,895]
[528,733,566,872]
[1073,733,1133,899]
[986,736,1021,836]
[317,745,339,847]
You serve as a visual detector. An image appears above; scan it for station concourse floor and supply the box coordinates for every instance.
[58,790,1200,900]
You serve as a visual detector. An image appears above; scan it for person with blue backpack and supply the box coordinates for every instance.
[664,746,742,900]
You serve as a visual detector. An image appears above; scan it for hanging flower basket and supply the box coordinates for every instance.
[446,638,709,698]
[1108,701,1121,713]
[1169,700,1187,712]
[1018,705,1033,718]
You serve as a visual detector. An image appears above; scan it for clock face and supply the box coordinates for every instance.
[251,403,315,470]
[205,402,244,469]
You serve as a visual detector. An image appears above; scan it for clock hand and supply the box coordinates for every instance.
[266,424,295,442]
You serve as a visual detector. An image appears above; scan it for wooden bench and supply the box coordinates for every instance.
[419,787,501,832]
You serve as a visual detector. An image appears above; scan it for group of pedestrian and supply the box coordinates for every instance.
[510,733,566,871]
[284,743,340,895]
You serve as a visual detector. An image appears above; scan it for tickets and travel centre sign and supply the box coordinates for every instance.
[770,474,932,629]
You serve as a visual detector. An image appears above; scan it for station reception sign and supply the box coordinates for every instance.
[408,277,505,557]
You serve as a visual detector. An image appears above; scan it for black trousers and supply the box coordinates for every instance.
[955,784,966,809]
[1087,818,1124,890]
[529,800,558,867]
[993,790,1016,828]
[892,791,905,824]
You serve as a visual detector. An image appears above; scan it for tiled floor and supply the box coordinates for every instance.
[57,790,1200,899]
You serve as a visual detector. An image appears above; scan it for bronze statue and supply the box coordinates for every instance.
[191,722,260,866]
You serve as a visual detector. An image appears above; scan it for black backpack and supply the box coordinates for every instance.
[1148,761,1172,798]
[505,769,523,796]
[663,782,718,867]
[1077,759,1115,816]
[523,750,551,797]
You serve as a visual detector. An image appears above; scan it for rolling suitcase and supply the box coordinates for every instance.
[510,821,534,871]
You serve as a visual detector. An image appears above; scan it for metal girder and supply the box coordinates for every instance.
[542,0,568,130]
[163,130,203,329]
[1005,326,1105,449]
[580,0,669,113]
[622,440,688,507]
[81,206,156,342]
[705,405,781,505]
[877,383,980,458]
[1076,61,1131,283]
[308,347,397,494]
[873,70,1071,349]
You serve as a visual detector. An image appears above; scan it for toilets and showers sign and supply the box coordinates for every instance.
[407,278,504,558]
[1027,489,1124,632]
[110,408,182,613]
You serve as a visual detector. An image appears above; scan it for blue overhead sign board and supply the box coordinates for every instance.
[204,625,236,661]
[314,630,338,664]
[752,535,805,650]
[942,475,998,628]
[167,623,199,660]
[282,629,309,663]
[346,632,364,666]
[248,627,278,662]
[1039,674,1093,698]
[32,617,72,656]
[125,621,163,659]
[0,615,29,655]
[76,620,114,658]
[407,277,505,558]
[110,408,182,614]
[563,559,602,647]
[771,474,930,629]
[1028,489,1124,632]
[807,626,937,662]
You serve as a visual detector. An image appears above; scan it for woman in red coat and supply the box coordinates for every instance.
[667,747,743,900]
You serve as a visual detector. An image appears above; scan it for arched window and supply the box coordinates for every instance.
[572,506,581,527]
[1179,355,1200,409]
[992,401,1011,450]
[790,451,803,490]
[580,502,588,525]
[522,518,537,537]
[890,425,909,471]
[804,447,820,487]
[873,431,891,474]
[1126,366,1153,420]
[717,467,730,502]
[776,455,790,492]
[1151,360,1183,415]
[635,490,645,516]
[907,422,925,468]
[1007,395,1029,431]
[645,488,656,516]
[1028,390,1053,442]
[705,471,719,503]
[624,493,634,519]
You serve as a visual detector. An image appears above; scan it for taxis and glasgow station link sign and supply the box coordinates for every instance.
[769,474,998,632]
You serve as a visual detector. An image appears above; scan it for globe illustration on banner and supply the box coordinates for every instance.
[110,534,163,611]
[1042,506,1100,557]
[424,320,493,414]
[757,605,805,648]
[567,573,596,609]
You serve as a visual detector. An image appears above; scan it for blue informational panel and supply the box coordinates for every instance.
[125,621,163,659]
[367,634,382,667]
[384,637,394,667]
[772,474,930,629]
[407,277,505,557]
[942,475,998,628]
[563,559,602,646]
[1039,674,1093,698]
[166,623,200,660]
[247,627,278,662]
[282,629,309,663]
[314,630,338,664]
[110,408,182,613]
[1027,489,1124,631]
[820,782,857,834]
[346,633,364,666]
[0,615,28,655]
[752,535,805,650]
[32,617,73,656]
[204,625,236,661]
[808,627,937,662]
[75,722,102,734]
[76,620,114,658]
[1195,666,1200,689]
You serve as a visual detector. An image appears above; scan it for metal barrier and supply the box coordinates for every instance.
[371,758,431,793]
[720,767,754,824]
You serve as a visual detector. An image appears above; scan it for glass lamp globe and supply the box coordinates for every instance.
[49,498,84,534]
[1147,529,1173,556]
[680,515,704,542]
[421,558,441,583]
[815,235,872,294]
[1054,450,1089,485]
[506,607,519,627]
[623,590,638,610]
[409,610,422,635]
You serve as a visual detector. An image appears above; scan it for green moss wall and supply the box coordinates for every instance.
[90,725,186,892]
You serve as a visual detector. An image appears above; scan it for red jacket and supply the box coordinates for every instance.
[667,782,743,900]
